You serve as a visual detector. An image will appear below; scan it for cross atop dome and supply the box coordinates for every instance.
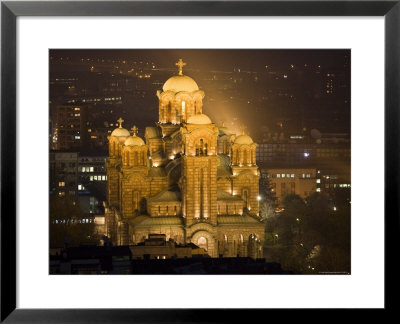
[240,125,247,135]
[117,117,124,128]
[131,125,138,136]
[176,58,186,76]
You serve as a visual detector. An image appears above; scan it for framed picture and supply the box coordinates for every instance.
[1,0,397,321]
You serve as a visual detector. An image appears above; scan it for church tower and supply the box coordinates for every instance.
[156,59,205,139]
[106,118,130,208]
[231,127,260,216]
[181,114,219,226]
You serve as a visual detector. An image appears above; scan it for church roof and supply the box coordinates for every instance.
[163,75,199,93]
[217,190,243,201]
[234,134,254,145]
[129,216,184,227]
[148,189,181,202]
[217,155,232,176]
[187,113,212,125]
[124,135,145,146]
[217,215,264,225]
[111,127,130,137]
[145,126,162,139]
[148,167,166,177]
[218,127,233,136]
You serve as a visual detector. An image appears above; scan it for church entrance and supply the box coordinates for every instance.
[197,236,208,251]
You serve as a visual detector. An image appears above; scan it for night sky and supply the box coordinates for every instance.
[51,49,349,71]
[50,49,350,137]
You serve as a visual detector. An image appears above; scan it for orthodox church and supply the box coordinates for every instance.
[105,59,264,258]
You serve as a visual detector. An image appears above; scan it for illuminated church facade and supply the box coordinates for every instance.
[105,59,264,258]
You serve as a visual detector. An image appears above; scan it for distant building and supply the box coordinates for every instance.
[261,167,317,204]
[49,151,78,198]
[129,234,207,260]
[55,104,89,150]
[49,244,287,274]
[50,246,132,274]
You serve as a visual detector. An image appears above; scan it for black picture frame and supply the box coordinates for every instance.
[1,0,398,322]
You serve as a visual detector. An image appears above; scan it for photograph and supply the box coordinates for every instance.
[49,49,351,275]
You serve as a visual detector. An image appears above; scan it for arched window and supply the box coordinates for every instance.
[199,139,204,155]
[181,101,186,116]
[243,189,248,209]
[167,102,172,121]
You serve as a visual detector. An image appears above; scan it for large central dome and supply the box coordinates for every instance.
[162,75,199,93]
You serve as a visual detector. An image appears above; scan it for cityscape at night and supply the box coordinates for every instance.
[49,49,351,274]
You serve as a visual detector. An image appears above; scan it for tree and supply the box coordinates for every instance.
[50,195,97,248]
[266,192,351,274]
[259,175,277,204]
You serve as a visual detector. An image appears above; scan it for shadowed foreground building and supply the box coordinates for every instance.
[105,60,264,258]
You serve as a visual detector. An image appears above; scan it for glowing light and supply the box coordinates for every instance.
[257,196,262,201]
[333,206,337,211]
[153,163,159,167]
[304,152,310,157]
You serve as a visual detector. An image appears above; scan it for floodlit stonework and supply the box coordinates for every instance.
[105,60,264,258]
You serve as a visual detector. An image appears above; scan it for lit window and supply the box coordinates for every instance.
[306,174,311,178]
[316,188,321,192]
[182,101,186,114]
[90,176,93,181]
[291,174,295,178]
[78,185,82,190]
[281,174,285,178]
[277,174,280,178]
[75,136,80,139]
[102,176,106,181]
[286,174,290,178]
[316,179,321,183]
[90,167,94,172]
[58,181,65,187]
[94,176,98,181]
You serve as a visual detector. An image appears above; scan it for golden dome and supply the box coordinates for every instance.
[111,127,130,137]
[124,135,145,146]
[187,113,212,125]
[162,75,199,93]
[111,118,130,137]
[234,134,253,145]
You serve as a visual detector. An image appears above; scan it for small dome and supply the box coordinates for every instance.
[162,75,199,93]
[111,127,130,137]
[234,134,253,145]
[187,113,212,125]
[124,135,145,146]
